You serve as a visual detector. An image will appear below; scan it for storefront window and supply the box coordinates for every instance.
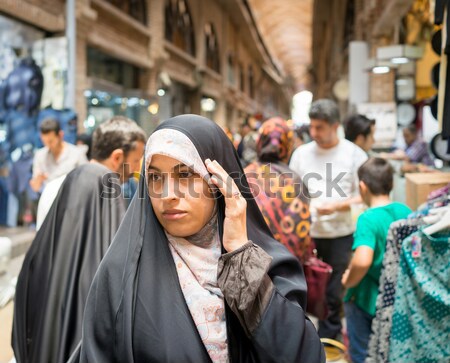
[86,48,157,135]
[84,90,153,133]
[165,0,196,56]
[87,47,140,89]
[205,23,220,73]
[105,0,147,25]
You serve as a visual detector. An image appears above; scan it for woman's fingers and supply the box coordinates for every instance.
[205,158,248,252]
[205,159,241,199]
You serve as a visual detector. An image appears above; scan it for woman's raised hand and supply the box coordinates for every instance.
[205,159,248,252]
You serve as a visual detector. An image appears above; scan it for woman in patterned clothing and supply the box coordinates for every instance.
[244,117,311,263]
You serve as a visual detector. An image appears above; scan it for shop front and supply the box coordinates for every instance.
[84,47,156,136]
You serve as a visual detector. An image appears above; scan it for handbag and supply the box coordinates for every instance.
[303,249,333,320]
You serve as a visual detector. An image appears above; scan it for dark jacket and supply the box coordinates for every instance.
[12,163,126,363]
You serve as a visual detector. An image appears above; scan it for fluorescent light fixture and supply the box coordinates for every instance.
[372,66,390,74]
[365,58,393,73]
[391,57,409,64]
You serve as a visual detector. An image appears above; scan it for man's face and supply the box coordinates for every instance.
[41,131,63,154]
[356,124,376,152]
[403,129,416,147]
[240,125,251,137]
[309,119,338,148]
[120,141,145,183]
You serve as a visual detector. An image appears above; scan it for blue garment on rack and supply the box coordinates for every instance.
[389,230,450,363]
[4,110,38,153]
[0,176,8,225]
[4,58,43,115]
[8,154,34,197]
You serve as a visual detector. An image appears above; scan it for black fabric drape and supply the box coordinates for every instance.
[435,0,450,138]
[435,0,447,25]
[12,163,126,363]
[70,115,325,363]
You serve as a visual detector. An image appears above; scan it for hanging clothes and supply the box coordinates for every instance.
[3,58,43,115]
[427,182,450,201]
[388,230,450,363]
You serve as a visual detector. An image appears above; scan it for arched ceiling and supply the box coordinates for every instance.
[248,0,313,91]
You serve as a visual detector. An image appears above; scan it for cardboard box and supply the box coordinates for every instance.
[405,172,450,210]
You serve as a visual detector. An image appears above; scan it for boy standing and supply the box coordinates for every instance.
[341,158,411,363]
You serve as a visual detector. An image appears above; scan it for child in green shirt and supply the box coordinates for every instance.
[341,158,411,363]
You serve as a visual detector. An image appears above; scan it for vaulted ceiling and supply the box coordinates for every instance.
[247,0,313,92]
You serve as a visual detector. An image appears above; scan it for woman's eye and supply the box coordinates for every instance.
[148,173,161,182]
[178,171,194,178]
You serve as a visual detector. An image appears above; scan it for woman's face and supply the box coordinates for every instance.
[147,154,215,237]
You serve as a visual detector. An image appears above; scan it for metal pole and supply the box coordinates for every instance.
[65,0,76,109]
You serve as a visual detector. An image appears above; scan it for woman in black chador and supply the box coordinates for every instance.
[70,114,325,363]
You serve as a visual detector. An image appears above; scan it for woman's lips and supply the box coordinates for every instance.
[162,210,187,220]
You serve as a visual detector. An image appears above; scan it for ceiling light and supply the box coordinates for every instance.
[391,57,409,64]
[372,66,390,74]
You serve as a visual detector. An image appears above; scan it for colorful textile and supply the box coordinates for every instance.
[245,118,311,262]
[427,183,450,201]
[255,117,293,163]
[388,230,450,363]
[167,231,228,363]
[245,162,311,262]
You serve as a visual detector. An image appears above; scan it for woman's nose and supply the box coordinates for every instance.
[161,175,181,200]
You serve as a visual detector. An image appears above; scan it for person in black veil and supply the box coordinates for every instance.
[12,116,146,363]
[70,114,325,363]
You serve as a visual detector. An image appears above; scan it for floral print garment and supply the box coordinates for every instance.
[388,230,450,363]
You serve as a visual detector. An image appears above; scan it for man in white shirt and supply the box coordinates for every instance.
[30,119,87,193]
[290,99,368,339]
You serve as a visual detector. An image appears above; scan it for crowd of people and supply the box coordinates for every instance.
[8,97,445,363]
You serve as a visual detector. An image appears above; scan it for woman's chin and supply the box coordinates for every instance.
[163,223,200,238]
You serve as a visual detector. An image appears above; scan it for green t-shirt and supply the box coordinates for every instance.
[344,202,412,316]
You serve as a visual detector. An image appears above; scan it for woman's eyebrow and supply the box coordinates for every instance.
[173,163,191,170]
[148,163,188,172]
